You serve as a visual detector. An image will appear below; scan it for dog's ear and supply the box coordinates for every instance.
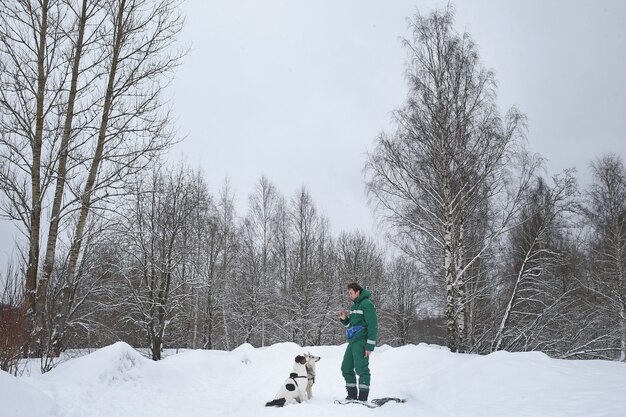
[295,355,306,364]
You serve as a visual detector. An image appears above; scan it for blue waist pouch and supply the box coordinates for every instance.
[346,325,364,340]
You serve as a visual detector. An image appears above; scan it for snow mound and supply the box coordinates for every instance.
[232,342,258,364]
[0,370,54,417]
[424,349,626,417]
[44,341,150,386]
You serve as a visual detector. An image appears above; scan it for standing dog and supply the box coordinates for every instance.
[265,355,308,407]
[304,352,321,400]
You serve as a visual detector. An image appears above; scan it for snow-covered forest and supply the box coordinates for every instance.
[1,0,625,380]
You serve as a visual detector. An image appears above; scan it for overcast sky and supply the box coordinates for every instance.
[1,0,626,269]
[167,0,626,238]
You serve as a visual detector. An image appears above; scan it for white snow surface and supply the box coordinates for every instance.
[2,341,626,417]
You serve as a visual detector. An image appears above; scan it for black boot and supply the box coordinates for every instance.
[345,386,357,400]
[357,389,369,402]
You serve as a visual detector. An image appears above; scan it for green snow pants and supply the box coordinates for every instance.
[341,339,371,391]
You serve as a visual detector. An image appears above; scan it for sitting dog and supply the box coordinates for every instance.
[265,355,308,407]
[304,352,321,400]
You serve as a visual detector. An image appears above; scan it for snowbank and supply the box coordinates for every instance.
[0,368,54,416]
[1,341,625,417]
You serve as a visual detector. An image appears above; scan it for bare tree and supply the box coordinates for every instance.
[492,171,579,352]
[229,177,280,346]
[113,164,200,360]
[54,0,185,355]
[287,187,322,346]
[584,154,626,360]
[365,6,537,352]
[0,0,69,355]
[187,171,216,350]
[336,231,383,290]
[379,256,423,346]
[38,0,106,358]
[273,194,292,292]
[311,217,341,346]
[213,179,239,350]
[256,186,338,347]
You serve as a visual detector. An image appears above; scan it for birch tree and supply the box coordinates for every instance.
[365,6,537,352]
[212,179,239,350]
[0,0,68,356]
[585,154,626,360]
[53,0,184,355]
[287,187,322,346]
[230,177,279,346]
[311,217,340,346]
[167,169,213,349]
[35,0,111,360]
[492,172,579,352]
[261,187,334,347]
[192,178,221,350]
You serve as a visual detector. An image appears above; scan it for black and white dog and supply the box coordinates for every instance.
[265,355,308,407]
[304,352,321,400]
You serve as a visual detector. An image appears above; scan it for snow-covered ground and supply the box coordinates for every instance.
[2,341,626,417]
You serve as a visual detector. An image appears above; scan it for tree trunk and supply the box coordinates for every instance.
[51,0,127,355]
[152,337,162,361]
[619,303,626,362]
[204,293,213,349]
[40,0,89,358]
[494,245,535,351]
[444,219,457,352]
[455,222,466,353]
[192,291,198,349]
[456,279,466,353]
[26,0,50,357]
[617,225,625,362]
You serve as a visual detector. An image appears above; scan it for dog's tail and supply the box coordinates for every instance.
[265,398,287,407]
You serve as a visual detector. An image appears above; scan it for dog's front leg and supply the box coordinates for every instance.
[299,390,307,403]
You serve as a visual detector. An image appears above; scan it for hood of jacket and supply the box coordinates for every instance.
[354,288,372,304]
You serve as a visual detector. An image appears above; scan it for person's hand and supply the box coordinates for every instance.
[339,308,346,320]
[365,350,371,358]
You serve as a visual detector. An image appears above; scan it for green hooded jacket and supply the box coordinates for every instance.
[340,289,378,351]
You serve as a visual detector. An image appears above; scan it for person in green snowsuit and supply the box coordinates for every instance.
[339,282,378,402]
